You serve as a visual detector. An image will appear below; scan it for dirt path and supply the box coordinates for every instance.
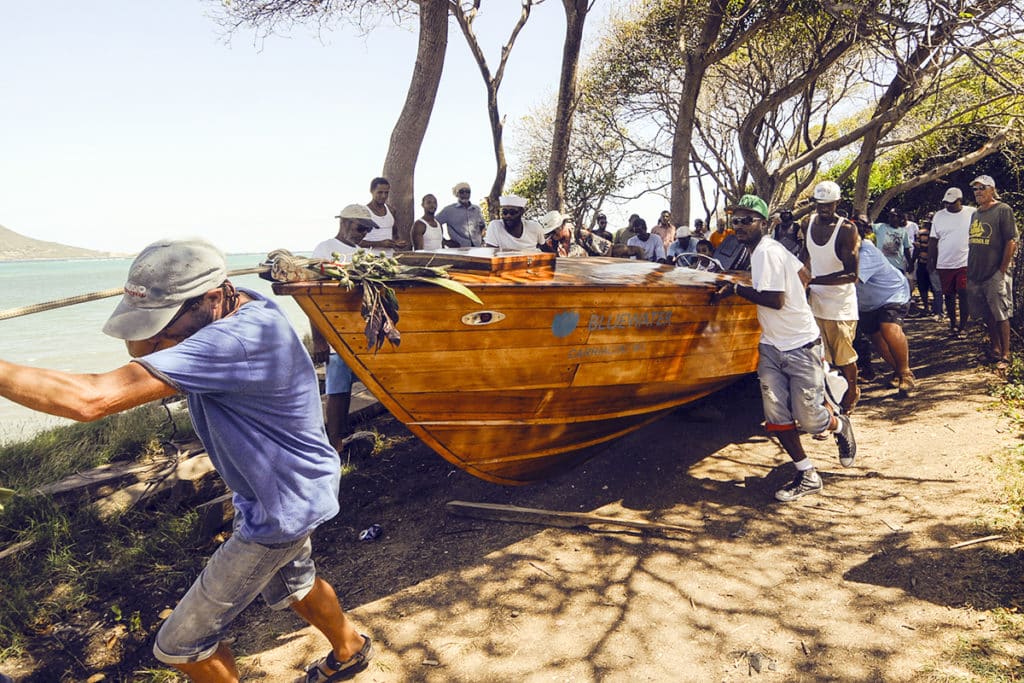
[3,315,1007,682]
[208,315,1022,682]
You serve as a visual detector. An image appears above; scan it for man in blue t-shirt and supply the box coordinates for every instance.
[856,223,915,396]
[0,239,373,683]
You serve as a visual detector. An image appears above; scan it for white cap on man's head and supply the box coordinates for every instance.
[675,225,691,239]
[942,187,963,203]
[499,194,527,208]
[812,180,841,203]
[335,204,377,228]
[971,174,996,188]
[540,210,570,234]
[103,238,227,341]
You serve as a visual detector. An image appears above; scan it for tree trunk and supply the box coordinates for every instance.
[485,88,507,219]
[545,0,589,213]
[381,0,449,245]
[668,0,725,226]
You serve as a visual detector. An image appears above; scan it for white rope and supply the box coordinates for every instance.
[0,266,270,322]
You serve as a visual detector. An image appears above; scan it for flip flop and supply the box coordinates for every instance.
[304,635,373,682]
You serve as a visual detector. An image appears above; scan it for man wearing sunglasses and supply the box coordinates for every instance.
[802,180,861,413]
[484,194,545,251]
[967,174,1018,368]
[313,205,380,453]
[0,239,373,681]
[712,195,857,503]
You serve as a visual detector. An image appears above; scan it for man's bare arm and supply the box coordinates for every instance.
[0,360,177,422]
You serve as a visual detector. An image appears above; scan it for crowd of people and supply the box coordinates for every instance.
[710,175,1017,503]
[0,173,1014,681]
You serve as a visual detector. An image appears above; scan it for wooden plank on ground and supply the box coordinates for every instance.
[445,500,692,535]
[93,453,217,519]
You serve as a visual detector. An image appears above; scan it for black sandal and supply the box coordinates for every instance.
[305,635,373,682]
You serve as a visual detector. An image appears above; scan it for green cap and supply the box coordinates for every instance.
[729,194,769,219]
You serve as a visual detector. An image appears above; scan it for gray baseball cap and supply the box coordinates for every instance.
[103,238,227,341]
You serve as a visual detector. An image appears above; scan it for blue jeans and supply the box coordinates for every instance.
[326,352,355,394]
[153,530,316,664]
[757,341,830,435]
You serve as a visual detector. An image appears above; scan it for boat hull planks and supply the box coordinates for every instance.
[275,254,759,485]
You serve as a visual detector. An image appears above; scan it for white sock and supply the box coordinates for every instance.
[793,458,815,472]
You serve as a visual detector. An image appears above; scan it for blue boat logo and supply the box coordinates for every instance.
[551,311,579,338]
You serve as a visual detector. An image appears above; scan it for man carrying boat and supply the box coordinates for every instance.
[0,239,373,682]
[315,205,379,454]
[712,195,857,502]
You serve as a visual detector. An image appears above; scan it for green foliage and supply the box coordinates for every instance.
[0,405,204,654]
[0,403,194,491]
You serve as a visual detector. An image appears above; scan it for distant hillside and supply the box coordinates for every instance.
[0,224,120,261]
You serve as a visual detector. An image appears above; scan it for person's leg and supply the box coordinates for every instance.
[324,353,355,453]
[325,392,351,452]
[155,533,315,683]
[929,269,944,316]
[944,293,958,332]
[838,362,859,412]
[997,319,1011,361]
[876,323,911,377]
[957,289,969,332]
[916,262,930,312]
[870,330,895,370]
[173,643,240,683]
[290,577,367,664]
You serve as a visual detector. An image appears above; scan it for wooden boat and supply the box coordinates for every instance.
[273,248,759,485]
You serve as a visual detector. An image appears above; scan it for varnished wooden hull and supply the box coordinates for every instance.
[274,252,759,485]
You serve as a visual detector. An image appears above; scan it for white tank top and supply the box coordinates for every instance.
[807,216,858,320]
[363,205,395,244]
[417,219,444,250]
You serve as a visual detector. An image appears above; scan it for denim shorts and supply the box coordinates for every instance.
[153,531,316,664]
[858,302,909,336]
[757,341,830,435]
[326,352,355,395]
[967,270,1013,322]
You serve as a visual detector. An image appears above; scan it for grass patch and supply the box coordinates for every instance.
[0,401,201,669]
[926,349,1024,680]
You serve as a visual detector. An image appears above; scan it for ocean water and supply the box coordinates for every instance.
[0,254,312,443]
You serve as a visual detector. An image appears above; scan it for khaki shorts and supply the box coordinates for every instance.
[967,270,1013,322]
[814,318,858,367]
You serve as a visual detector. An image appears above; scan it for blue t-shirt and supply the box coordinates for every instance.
[857,240,910,311]
[138,289,340,544]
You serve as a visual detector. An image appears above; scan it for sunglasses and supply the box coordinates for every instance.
[731,215,757,226]
[500,208,522,215]
[356,224,373,234]
[972,186,989,191]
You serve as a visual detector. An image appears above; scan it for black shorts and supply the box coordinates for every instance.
[859,302,909,336]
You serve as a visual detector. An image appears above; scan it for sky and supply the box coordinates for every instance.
[1,0,674,255]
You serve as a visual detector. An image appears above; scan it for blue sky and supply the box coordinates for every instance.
[1,0,673,255]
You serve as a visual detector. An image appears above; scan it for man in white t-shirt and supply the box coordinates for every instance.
[626,218,667,262]
[312,205,376,453]
[928,186,974,338]
[484,194,545,251]
[712,194,857,503]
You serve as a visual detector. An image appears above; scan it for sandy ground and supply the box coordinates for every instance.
[216,315,1023,682]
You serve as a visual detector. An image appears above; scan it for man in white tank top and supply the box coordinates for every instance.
[412,194,444,250]
[361,177,409,255]
[802,181,861,413]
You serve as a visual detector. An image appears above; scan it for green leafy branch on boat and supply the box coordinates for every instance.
[264,249,482,353]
